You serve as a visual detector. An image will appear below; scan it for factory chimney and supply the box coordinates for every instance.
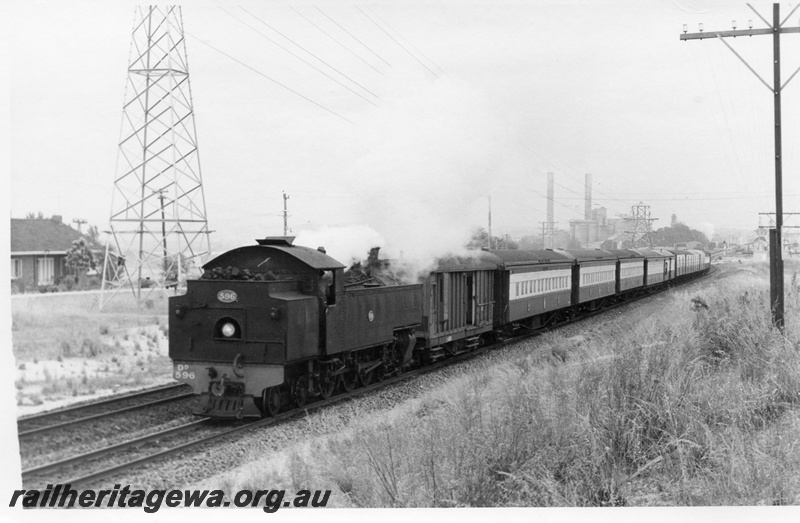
[547,172,554,234]
[584,173,592,220]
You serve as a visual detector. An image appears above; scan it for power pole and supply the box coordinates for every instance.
[540,221,547,248]
[488,196,493,250]
[759,212,800,255]
[282,191,290,236]
[680,3,800,329]
[539,220,558,249]
[157,189,168,273]
[72,218,87,233]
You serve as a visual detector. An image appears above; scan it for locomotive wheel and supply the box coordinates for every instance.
[373,365,386,382]
[319,374,336,400]
[339,371,356,393]
[292,375,309,408]
[261,386,281,417]
[358,369,373,387]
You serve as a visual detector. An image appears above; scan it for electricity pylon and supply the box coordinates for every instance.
[101,6,211,307]
[625,202,657,248]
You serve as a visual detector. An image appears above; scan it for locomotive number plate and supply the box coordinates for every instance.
[174,363,196,380]
[217,290,238,303]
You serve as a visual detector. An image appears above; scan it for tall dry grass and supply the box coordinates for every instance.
[220,263,800,506]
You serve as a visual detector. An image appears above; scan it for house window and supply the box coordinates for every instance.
[11,259,21,279]
[37,257,54,285]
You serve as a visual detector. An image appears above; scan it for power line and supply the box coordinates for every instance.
[238,6,381,102]
[355,5,439,78]
[314,6,392,67]
[221,8,379,107]
[186,32,353,124]
[545,193,796,202]
[290,6,386,77]
[363,6,443,74]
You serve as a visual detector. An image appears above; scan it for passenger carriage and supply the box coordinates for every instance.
[605,249,645,294]
[492,249,574,330]
[558,249,618,310]
[634,249,671,287]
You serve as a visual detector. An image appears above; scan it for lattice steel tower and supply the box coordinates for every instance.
[626,202,657,248]
[102,5,211,305]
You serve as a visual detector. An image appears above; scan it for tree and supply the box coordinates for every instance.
[86,225,100,243]
[466,227,518,250]
[66,238,95,277]
[649,223,709,248]
[518,235,542,250]
[163,253,194,283]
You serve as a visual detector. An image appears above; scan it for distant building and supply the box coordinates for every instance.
[10,216,97,293]
[569,206,633,248]
[674,241,703,250]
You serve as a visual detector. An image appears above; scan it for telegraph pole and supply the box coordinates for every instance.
[488,196,493,250]
[539,220,558,249]
[540,221,547,248]
[156,189,168,273]
[283,191,290,236]
[72,218,87,233]
[680,3,800,329]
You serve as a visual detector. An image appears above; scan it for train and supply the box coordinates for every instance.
[168,237,710,418]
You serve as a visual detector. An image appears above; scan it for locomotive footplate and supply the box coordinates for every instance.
[196,392,262,419]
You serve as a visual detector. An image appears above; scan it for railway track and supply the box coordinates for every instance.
[19,270,712,488]
[17,383,193,438]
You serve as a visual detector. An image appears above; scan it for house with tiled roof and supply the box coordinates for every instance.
[10,216,99,293]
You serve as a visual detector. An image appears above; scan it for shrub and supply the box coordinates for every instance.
[81,338,101,358]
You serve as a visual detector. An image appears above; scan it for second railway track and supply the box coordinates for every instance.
[17,383,193,438]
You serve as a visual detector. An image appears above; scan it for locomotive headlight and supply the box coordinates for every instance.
[221,322,236,338]
[214,317,241,340]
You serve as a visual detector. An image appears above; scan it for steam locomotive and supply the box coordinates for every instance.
[168,236,709,418]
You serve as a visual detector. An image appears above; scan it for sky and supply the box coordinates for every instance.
[4,0,800,266]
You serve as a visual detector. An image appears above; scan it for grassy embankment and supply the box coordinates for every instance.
[221,262,800,507]
[12,291,172,406]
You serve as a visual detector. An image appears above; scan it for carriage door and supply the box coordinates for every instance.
[466,274,474,325]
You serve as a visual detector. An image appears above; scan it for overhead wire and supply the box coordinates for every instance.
[221,7,379,107]
[238,6,381,102]
[314,6,392,68]
[290,6,387,77]
[355,5,440,79]
[363,6,444,74]
[185,32,353,124]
